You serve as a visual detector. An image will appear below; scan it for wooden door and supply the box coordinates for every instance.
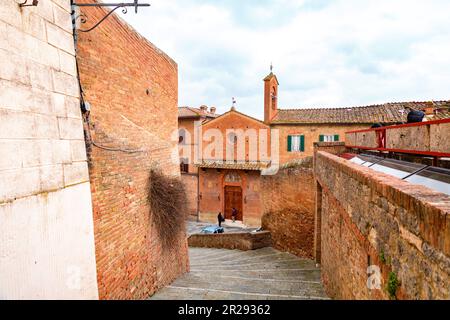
[224,186,243,221]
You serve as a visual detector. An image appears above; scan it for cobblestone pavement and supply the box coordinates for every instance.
[150,247,329,300]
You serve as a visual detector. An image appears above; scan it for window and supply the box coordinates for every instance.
[179,129,186,144]
[271,87,277,110]
[228,132,238,145]
[319,135,339,142]
[180,158,189,173]
[287,135,305,152]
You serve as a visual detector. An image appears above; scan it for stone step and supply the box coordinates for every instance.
[191,261,318,272]
[190,253,315,268]
[163,278,327,299]
[150,286,324,300]
[189,247,280,264]
[189,269,322,282]
[172,274,326,297]
[150,247,328,300]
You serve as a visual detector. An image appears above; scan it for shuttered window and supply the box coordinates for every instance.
[288,135,305,152]
[320,135,340,142]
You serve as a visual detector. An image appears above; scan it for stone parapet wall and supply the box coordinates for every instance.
[188,231,272,251]
[315,150,450,299]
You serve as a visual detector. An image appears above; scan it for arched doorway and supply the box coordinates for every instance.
[223,172,243,221]
[224,186,243,221]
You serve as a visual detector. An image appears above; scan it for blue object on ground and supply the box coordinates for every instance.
[201,226,225,234]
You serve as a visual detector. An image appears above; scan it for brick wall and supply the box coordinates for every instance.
[0,0,98,299]
[182,173,199,220]
[201,109,271,163]
[178,118,200,174]
[315,150,450,299]
[199,169,262,227]
[261,158,315,258]
[76,1,189,299]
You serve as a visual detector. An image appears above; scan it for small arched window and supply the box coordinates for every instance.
[228,132,238,145]
[179,128,186,144]
[271,87,277,110]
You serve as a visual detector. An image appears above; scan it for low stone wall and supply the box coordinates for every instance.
[315,150,450,300]
[261,158,315,258]
[188,232,272,251]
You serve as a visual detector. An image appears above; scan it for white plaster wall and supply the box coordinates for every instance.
[0,183,98,300]
[0,0,98,299]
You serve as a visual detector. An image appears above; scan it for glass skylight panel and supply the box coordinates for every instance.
[371,159,426,180]
[349,155,450,195]
[406,167,450,195]
[349,157,367,165]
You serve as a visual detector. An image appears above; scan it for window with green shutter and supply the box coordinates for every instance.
[320,135,340,142]
[288,135,305,152]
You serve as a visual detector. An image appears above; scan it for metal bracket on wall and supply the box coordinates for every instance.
[18,0,39,7]
[72,1,150,33]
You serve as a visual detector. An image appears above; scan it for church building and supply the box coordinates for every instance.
[179,71,450,227]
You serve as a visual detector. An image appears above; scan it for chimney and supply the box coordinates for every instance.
[199,105,208,112]
[210,107,216,115]
[423,102,435,115]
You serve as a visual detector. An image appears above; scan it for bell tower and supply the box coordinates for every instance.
[264,65,279,124]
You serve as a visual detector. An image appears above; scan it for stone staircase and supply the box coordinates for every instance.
[150,247,328,300]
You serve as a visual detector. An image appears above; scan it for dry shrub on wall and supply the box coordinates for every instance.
[149,170,188,248]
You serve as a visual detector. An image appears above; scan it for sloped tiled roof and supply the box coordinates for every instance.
[271,101,450,124]
[178,106,218,119]
[202,107,269,127]
[195,160,271,171]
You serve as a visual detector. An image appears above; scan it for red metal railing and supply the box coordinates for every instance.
[345,118,450,158]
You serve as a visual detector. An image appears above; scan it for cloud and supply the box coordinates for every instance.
[119,0,450,119]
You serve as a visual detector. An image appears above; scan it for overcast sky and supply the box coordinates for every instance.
[118,0,450,120]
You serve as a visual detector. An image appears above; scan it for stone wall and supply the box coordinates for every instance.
[0,0,98,299]
[76,0,189,300]
[261,158,315,258]
[189,231,272,251]
[315,150,450,300]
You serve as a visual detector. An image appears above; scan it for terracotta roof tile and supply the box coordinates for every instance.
[178,106,218,119]
[272,101,450,124]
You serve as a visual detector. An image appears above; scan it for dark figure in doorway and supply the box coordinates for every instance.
[217,212,225,227]
[231,207,238,223]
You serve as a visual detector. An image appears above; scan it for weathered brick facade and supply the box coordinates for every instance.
[314,146,450,299]
[261,158,315,258]
[181,173,199,220]
[76,1,189,299]
[197,109,271,227]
